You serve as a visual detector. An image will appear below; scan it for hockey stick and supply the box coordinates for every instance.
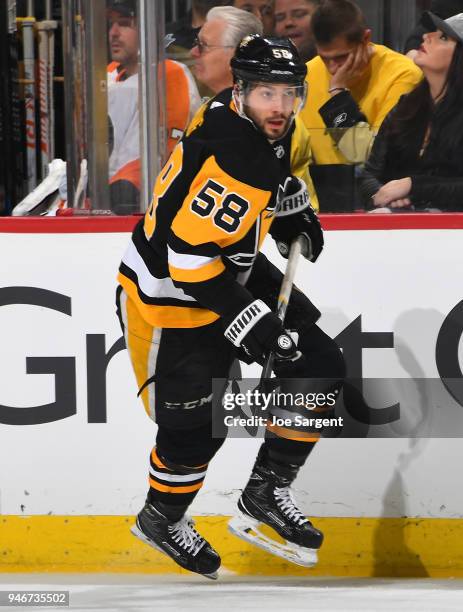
[18,12,38,192]
[260,234,311,380]
[37,14,58,178]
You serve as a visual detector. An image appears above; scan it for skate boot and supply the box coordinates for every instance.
[131,501,221,579]
[228,448,323,567]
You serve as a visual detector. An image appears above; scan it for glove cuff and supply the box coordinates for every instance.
[276,177,310,217]
[224,299,271,347]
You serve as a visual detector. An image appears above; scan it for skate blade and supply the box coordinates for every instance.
[130,524,164,554]
[131,524,220,580]
[228,512,318,568]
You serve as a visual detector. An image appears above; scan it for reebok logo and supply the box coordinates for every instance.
[333,112,348,127]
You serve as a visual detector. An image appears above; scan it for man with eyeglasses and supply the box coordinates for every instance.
[166,0,234,68]
[118,35,344,578]
[190,6,263,95]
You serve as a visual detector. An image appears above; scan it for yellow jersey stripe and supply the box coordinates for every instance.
[169,257,225,283]
[118,273,220,328]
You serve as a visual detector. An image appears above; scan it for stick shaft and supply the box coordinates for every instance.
[261,235,309,379]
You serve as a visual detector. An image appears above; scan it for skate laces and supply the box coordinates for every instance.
[274,487,309,526]
[168,516,206,556]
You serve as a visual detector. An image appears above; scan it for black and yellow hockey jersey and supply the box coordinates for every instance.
[118,88,317,329]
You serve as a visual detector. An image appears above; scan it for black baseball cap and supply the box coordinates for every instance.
[423,11,463,43]
[107,0,136,18]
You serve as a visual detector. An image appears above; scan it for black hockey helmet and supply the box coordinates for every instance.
[231,35,307,86]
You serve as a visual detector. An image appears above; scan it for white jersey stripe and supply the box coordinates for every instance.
[122,241,196,301]
[168,246,220,270]
[149,467,207,483]
[147,327,162,421]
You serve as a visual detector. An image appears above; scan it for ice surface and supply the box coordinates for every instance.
[1,574,463,612]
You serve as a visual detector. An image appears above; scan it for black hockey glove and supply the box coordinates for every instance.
[270,177,324,262]
[223,299,303,366]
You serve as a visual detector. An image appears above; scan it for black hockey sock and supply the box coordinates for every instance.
[148,447,209,512]
[258,440,317,482]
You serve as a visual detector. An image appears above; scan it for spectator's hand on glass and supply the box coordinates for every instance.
[373,178,412,207]
[329,43,374,91]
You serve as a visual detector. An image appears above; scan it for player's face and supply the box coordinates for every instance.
[108,10,139,68]
[233,0,275,35]
[191,19,235,93]
[244,82,301,140]
[414,29,457,74]
[274,0,316,52]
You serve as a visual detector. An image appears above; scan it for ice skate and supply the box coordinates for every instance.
[228,450,323,567]
[131,501,221,579]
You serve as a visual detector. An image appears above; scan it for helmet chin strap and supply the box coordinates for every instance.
[232,86,255,126]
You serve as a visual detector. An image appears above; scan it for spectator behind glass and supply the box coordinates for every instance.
[404,0,463,58]
[299,0,422,212]
[359,12,463,212]
[166,0,234,66]
[190,6,263,94]
[274,0,320,62]
[107,0,201,213]
[233,0,275,35]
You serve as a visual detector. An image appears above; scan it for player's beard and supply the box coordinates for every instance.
[262,114,292,140]
[244,106,292,141]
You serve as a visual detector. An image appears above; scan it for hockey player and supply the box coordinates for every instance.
[116,35,344,579]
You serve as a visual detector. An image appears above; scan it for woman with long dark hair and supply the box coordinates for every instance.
[358,12,463,211]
